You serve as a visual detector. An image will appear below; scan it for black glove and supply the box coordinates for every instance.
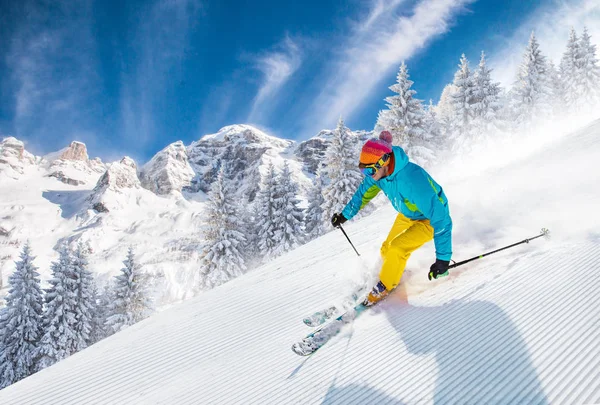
[331,213,347,228]
[428,259,450,280]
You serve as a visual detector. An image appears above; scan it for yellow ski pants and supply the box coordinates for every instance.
[379,213,434,290]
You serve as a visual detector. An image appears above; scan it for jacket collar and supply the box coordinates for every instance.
[383,146,409,181]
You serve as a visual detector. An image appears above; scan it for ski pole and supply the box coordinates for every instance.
[449,228,550,269]
[338,224,361,257]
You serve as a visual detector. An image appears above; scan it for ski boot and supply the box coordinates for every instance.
[363,281,389,307]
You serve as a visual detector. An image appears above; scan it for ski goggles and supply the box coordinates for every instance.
[359,153,390,177]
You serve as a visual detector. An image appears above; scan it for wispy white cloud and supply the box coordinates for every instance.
[353,0,404,34]
[304,0,475,135]
[490,0,600,88]
[247,36,302,123]
[6,0,100,152]
[120,0,202,147]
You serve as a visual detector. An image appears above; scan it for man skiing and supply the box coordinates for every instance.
[331,130,453,306]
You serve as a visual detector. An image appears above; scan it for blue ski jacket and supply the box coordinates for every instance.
[341,146,453,261]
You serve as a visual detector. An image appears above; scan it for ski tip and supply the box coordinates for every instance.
[291,344,308,356]
[291,342,317,356]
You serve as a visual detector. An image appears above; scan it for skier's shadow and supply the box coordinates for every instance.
[381,285,549,405]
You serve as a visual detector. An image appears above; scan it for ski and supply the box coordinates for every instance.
[292,303,369,356]
[303,305,338,327]
[302,286,368,327]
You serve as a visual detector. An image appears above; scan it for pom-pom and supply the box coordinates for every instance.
[379,130,393,144]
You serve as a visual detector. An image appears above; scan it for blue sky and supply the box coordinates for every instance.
[0,0,597,163]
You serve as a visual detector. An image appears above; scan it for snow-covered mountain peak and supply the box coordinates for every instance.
[42,141,106,186]
[59,141,89,162]
[0,137,37,179]
[119,156,137,170]
[184,124,298,199]
[43,141,88,164]
[1,137,26,153]
[139,141,194,195]
[87,157,141,213]
[199,124,292,149]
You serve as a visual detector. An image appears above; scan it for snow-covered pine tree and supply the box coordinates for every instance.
[105,248,152,333]
[242,201,262,269]
[0,243,44,389]
[70,242,97,350]
[88,283,111,344]
[255,163,280,261]
[36,245,79,371]
[547,60,564,116]
[434,84,458,145]
[271,161,305,256]
[579,27,600,108]
[374,109,391,135]
[198,165,247,288]
[304,168,326,241]
[471,51,503,139]
[244,164,262,203]
[379,62,434,165]
[424,100,445,154]
[511,32,554,129]
[380,62,427,146]
[321,117,363,226]
[449,54,477,151]
[560,28,584,111]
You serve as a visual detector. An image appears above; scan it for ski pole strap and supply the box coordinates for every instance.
[338,224,361,257]
[449,228,550,269]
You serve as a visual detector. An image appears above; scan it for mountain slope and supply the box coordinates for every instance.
[0,124,371,304]
[0,120,598,403]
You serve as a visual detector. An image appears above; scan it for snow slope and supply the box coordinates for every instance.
[0,120,599,404]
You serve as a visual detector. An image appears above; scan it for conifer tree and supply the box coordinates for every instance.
[511,32,553,129]
[0,243,44,389]
[434,84,458,144]
[244,165,262,203]
[105,248,152,333]
[560,28,583,111]
[547,60,564,115]
[321,117,362,226]
[271,161,305,255]
[89,283,111,344]
[449,54,477,150]
[243,201,262,269]
[471,51,502,138]
[374,109,391,135]
[71,242,97,350]
[199,166,247,288]
[36,245,79,370]
[579,27,600,107]
[305,168,326,241]
[377,63,436,165]
[255,163,280,260]
[380,62,428,147]
[424,100,445,153]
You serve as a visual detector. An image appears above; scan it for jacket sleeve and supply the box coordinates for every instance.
[410,171,453,261]
[341,177,381,220]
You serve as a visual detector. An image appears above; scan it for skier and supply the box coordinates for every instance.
[331,130,453,306]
